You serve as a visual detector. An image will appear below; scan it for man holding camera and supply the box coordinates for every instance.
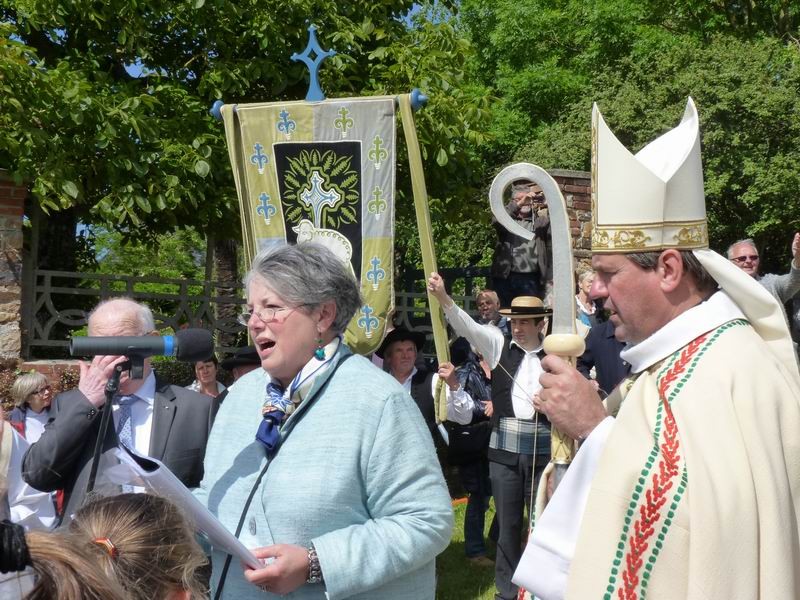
[490,181,552,307]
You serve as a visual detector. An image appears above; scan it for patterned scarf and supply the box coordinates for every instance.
[255,337,341,452]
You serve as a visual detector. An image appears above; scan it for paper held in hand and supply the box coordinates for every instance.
[107,445,262,570]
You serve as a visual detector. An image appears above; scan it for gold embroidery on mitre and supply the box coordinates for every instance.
[592,228,610,249]
[591,119,598,223]
[612,230,651,249]
[674,224,708,247]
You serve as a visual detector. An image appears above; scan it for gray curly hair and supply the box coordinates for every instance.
[245,243,362,334]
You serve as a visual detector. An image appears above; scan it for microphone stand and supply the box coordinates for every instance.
[84,356,143,497]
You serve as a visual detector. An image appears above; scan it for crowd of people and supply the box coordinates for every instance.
[2,96,800,600]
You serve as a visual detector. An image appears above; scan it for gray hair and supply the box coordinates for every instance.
[88,297,156,335]
[11,372,49,407]
[577,269,595,285]
[628,250,718,295]
[726,238,758,259]
[245,243,362,334]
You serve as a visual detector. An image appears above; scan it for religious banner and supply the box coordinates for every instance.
[220,97,396,354]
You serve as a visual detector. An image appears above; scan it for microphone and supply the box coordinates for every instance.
[70,328,214,363]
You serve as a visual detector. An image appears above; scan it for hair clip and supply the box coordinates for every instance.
[92,537,119,560]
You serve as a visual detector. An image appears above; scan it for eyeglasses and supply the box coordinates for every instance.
[32,386,51,395]
[731,255,759,263]
[237,305,302,326]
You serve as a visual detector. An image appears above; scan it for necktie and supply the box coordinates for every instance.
[116,395,140,492]
[255,382,290,453]
[116,395,139,450]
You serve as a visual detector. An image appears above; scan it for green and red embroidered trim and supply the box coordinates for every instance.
[604,320,747,600]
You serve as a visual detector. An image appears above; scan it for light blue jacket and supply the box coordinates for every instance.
[194,346,454,600]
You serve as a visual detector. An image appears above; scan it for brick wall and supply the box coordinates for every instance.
[0,170,25,363]
[550,169,592,271]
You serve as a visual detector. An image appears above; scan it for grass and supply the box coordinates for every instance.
[436,499,497,600]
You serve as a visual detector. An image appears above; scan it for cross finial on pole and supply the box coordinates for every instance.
[291,25,336,102]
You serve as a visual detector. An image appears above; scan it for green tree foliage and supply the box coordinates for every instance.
[459,0,800,271]
[80,227,206,283]
[0,0,492,243]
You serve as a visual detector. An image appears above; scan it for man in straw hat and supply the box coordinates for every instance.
[513,98,800,599]
[427,276,552,600]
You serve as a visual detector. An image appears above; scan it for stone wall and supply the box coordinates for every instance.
[0,170,25,363]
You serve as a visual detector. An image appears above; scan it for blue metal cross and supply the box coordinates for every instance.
[357,304,379,338]
[250,143,269,174]
[256,192,277,224]
[299,170,341,228]
[291,25,337,102]
[277,109,296,139]
[366,257,386,291]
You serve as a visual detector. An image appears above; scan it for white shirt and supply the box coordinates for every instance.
[112,371,156,455]
[442,301,544,418]
[6,427,56,530]
[509,341,544,419]
[398,368,476,425]
[23,410,49,445]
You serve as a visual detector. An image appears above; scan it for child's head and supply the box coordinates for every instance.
[0,521,126,600]
[70,493,208,600]
[23,529,128,600]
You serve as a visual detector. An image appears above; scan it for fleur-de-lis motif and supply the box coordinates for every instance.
[367,186,387,219]
[368,135,388,170]
[366,257,386,291]
[357,304,379,338]
[333,107,354,138]
[276,110,296,140]
[256,192,277,224]
[250,143,269,174]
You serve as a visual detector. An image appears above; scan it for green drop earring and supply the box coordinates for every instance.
[314,336,325,360]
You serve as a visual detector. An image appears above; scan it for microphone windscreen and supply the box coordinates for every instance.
[175,328,215,362]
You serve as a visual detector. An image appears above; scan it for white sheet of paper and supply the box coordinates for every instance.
[107,445,262,570]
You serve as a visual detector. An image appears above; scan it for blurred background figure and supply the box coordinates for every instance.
[728,234,800,322]
[490,180,552,306]
[0,520,127,600]
[220,346,261,382]
[446,337,495,569]
[575,270,598,328]
[188,356,227,398]
[69,493,208,600]
[576,312,628,398]
[0,405,56,530]
[9,372,53,444]
[475,289,510,335]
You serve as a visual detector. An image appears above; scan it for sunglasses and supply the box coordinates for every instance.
[731,255,759,263]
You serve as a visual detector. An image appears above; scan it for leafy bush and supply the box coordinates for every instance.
[151,356,195,388]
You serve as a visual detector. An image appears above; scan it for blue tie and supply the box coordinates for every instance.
[116,395,139,450]
[116,395,139,492]
[255,382,290,453]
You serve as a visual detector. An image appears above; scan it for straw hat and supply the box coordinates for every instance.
[498,296,552,319]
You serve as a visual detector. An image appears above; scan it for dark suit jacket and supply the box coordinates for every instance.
[22,374,218,520]
[576,320,628,396]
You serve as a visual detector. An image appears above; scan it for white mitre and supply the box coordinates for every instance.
[591,97,707,253]
[591,97,799,379]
